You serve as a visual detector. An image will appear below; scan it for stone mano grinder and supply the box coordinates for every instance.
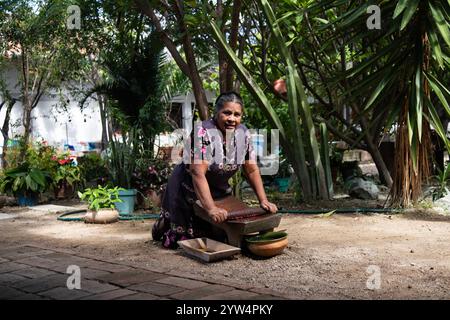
[193,196,282,247]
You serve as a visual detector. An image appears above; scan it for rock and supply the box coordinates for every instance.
[0,195,17,207]
[433,194,450,213]
[345,177,379,200]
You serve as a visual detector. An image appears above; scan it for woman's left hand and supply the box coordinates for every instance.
[260,200,278,214]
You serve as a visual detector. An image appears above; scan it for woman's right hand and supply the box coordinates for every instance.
[207,206,228,223]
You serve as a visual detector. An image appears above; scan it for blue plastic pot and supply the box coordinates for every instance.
[275,178,290,193]
[17,193,39,206]
[115,189,137,216]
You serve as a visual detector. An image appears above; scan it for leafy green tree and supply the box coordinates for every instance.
[0,0,87,161]
[133,0,246,120]
[81,8,169,153]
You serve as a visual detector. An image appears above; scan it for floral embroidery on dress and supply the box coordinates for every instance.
[198,127,207,137]
[161,222,195,249]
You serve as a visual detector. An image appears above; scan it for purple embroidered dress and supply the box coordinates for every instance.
[152,118,255,248]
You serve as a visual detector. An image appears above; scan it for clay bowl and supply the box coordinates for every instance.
[245,231,288,258]
[84,209,119,224]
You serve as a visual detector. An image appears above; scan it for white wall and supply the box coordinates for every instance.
[0,65,102,154]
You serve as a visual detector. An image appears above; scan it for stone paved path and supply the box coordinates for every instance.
[0,244,289,300]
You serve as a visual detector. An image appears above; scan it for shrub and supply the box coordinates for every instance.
[77,152,108,183]
[52,153,84,189]
[0,164,52,197]
[132,157,173,193]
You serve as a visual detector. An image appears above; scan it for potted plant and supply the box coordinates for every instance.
[106,133,138,216]
[0,164,52,206]
[274,158,292,192]
[132,158,173,209]
[52,154,84,199]
[78,185,124,224]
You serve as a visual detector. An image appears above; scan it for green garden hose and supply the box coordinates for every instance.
[57,207,401,222]
[277,207,402,214]
[57,210,159,222]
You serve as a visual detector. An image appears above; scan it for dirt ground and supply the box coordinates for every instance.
[1,193,450,300]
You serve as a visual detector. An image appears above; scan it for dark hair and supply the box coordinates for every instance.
[214,91,244,114]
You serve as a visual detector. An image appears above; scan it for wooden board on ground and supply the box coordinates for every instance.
[178,238,241,262]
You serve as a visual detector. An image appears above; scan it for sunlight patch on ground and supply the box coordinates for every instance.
[25,223,149,241]
[29,204,84,213]
[0,213,18,220]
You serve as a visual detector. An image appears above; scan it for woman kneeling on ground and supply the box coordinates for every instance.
[152,91,277,248]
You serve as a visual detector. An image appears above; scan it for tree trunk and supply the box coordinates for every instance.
[362,131,393,188]
[390,24,433,207]
[18,51,30,162]
[390,100,431,207]
[1,100,15,168]
[184,41,210,120]
[19,98,33,162]
[134,0,210,121]
[217,0,241,93]
[218,50,229,93]
[97,93,108,151]
[368,142,393,188]
[174,1,209,120]
[107,106,114,146]
[233,34,246,93]
[216,0,228,93]
[226,0,241,91]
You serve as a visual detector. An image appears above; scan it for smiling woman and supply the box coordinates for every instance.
[152,91,277,249]
[213,93,243,132]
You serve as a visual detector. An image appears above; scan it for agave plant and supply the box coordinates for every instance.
[308,0,450,206]
[430,163,450,201]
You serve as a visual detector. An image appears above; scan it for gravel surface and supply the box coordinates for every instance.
[1,196,450,299]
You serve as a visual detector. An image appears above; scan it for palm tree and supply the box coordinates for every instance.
[81,18,168,150]
[312,0,450,206]
[78,14,170,189]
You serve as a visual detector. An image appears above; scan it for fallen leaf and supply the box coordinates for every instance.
[318,210,336,218]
